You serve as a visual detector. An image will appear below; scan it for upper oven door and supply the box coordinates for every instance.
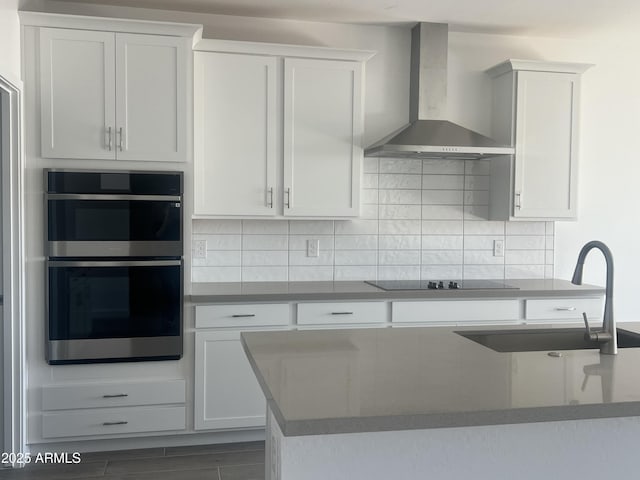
[47,194,183,257]
[45,169,183,257]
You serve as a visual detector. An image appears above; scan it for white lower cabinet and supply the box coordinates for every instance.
[194,329,274,431]
[40,379,186,439]
[195,303,290,329]
[392,300,520,325]
[297,302,388,326]
[524,298,603,324]
[42,379,186,410]
[194,303,290,431]
[193,295,604,433]
[42,405,186,439]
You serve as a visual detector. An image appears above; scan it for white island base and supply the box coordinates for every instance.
[266,407,640,480]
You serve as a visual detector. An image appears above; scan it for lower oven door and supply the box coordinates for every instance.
[47,259,183,364]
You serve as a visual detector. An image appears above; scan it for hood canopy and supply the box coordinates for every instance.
[365,22,514,160]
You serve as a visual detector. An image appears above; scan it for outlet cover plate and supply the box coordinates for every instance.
[307,239,320,257]
[194,240,207,259]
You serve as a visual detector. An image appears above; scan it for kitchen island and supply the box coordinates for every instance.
[242,324,640,480]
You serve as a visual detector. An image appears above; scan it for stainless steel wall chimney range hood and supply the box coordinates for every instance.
[365,23,514,160]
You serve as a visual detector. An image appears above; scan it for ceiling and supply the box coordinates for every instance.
[49,0,640,36]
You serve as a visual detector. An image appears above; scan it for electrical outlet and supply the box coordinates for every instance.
[194,240,207,259]
[307,239,320,257]
[493,239,504,257]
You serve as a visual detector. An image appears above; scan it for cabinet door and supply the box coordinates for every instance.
[513,71,579,219]
[194,330,267,430]
[115,34,187,161]
[283,58,362,217]
[194,52,277,216]
[40,28,116,159]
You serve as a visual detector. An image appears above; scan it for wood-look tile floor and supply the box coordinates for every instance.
[0,441,265,480]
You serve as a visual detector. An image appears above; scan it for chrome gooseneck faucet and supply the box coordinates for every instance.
[571,241,616,355]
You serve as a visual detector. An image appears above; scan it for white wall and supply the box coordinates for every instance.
[0,0,21,78]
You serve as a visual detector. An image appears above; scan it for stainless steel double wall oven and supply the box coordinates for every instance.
[45,169,184,364]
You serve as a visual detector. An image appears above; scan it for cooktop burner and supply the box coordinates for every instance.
[365,280,519,291]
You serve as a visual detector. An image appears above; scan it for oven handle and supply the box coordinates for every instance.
[46,193,182,201]
[47,259,182,268]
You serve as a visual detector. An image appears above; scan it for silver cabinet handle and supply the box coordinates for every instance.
[232,314,256,318]
[103,421,128,426]
[107,126,112,151]
[331,312,354,315]
[285,188,291,208]
[118,127,124,151]
[267,187,274,208]
[555,307,576,311]
[103,393,128,398]
[515,192,522,209]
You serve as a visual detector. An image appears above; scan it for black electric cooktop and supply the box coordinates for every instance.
[365,280,519,291]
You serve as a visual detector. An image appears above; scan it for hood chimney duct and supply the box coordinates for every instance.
[410,22,448,122]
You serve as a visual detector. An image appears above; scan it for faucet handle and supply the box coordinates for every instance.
[583,312,613,343]
[583,312,598,341]
[582,312,591,333]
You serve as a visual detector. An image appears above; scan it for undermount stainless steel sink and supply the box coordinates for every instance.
[456,328,640,353]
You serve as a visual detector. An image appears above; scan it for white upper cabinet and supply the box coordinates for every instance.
[40,28,116,160]
[193,40,373,219]
[283,58,362,217]
[39,24,193,162]
[486,60,592,220]
[194,52,278,216]
[513,71,577,218]
[115,34,187,161]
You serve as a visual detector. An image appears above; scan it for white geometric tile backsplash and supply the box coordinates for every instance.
[192,158,554,283]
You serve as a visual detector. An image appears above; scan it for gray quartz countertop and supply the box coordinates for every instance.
[191,278,603,303]
[241,323,640,437]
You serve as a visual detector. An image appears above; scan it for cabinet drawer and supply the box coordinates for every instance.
[42,405,186,439]
[195,303,290,328]
[392,300,519,324]
[525,298,603,321]
[297,302,387,325]
[42,380,185,411]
